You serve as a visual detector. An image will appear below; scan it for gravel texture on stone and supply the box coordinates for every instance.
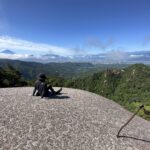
[0,87,150,150]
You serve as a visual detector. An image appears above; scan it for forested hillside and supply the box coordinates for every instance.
[66,64,150,120]
[0,59,128,79]
[0,65,27,87]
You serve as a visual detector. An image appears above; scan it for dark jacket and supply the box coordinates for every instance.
[33,79,49,98]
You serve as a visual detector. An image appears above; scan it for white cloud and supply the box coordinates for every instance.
[106,49,127,61]
[129,54,144,58]
[86,37,115,51]
[0,53,31,59]
[0,35,76,56]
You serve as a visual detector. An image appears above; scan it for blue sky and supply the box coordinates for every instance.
[0,0,150,56]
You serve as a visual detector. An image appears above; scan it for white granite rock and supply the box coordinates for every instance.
[0,87,150,150]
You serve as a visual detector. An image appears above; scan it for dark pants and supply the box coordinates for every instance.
[46,85,62,97]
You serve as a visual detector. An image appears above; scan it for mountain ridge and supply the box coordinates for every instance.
[1,49,150,63]
[0,59,127,79]
[0,49,15,54]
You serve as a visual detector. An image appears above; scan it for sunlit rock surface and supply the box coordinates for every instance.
[0,87,150,150]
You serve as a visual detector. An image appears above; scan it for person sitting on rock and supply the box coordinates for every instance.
[33,73,62,98]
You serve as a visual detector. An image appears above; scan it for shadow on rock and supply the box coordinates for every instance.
[45,95,70,100]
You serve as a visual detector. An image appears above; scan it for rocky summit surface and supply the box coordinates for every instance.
[0,87,150,150]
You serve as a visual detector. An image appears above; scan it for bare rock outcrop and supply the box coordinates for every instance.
[0,87,150,150]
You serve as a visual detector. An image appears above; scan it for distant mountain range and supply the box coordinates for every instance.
[1,49,150,63]
[0,49,15,54]
[0,59,128,80]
